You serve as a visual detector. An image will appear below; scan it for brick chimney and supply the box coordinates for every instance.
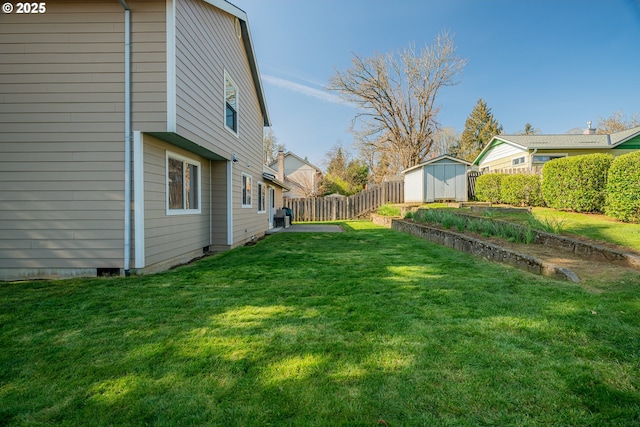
[583,121,596,135]
[277,150,285,182]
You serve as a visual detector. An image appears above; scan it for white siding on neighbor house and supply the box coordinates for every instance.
[280,155,320,198]
[173,0,266,247]
[404,169,424,203]
[480,142,528,170]
[0,1,128,276]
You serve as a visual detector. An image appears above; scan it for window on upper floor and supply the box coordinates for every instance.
[167,151,201,215]
[225,71,238,135]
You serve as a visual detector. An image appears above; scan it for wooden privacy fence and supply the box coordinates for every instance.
[467,171,481,200]
[284,181,404,222]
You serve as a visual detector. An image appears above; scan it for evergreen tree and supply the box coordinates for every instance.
[521,123,540,135]
[458,98,503,162]
[321,145,369,196]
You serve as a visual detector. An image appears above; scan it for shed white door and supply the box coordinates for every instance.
[425,164,466,202]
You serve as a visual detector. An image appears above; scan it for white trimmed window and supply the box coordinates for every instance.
[533,154,567,164]
[242,173,252,208]
[512,156,526,166]
[167,151,201,215]
[257,182,266,213]
[224,71,238,135]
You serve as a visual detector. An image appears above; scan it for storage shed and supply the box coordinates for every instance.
[402,155,471,203]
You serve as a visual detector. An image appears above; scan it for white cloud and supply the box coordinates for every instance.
[261,74,346,105]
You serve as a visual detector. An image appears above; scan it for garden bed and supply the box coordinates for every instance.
[372,210,640,283]
[439,210,640,269]
[390,219,580,282]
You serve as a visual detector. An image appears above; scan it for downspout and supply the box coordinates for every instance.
[120,0,132,276]
[530,148,537,172]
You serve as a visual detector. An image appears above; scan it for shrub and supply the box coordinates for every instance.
[377,204,401,217]
[500,174,544,207]
[475,173,506,203]
[541,153,613,212]
[605,151,640,223]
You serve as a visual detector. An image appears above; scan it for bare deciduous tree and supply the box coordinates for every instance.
[432,127,461,157]
[263,128,285,165]
[597,111,640,134]
[328,32,466,174]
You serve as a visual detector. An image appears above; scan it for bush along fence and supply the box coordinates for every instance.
[471,151,640,223]
[284,181,404,222]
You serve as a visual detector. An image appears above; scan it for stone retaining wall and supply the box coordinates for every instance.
[446,211,640,268]
[391,219,580,282]
[371,213,397,228]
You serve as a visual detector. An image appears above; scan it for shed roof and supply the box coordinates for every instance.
[402,154,472,174]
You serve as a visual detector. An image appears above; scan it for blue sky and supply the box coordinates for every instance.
[233,0,640,168]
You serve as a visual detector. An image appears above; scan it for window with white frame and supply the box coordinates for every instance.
[225,71,238,135]
[512,156,526,166]
[257,182,266,213]
[167,151,201,214]
[242,173,252,208]
[533,154,567,164]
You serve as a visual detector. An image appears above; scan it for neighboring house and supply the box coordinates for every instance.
[402,155,471,203]
[0,0,275,280]
[473,123,640,172]
[269,151,323,198]
[262,165,290,229]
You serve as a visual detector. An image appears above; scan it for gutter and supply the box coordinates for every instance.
[120,0,132,276]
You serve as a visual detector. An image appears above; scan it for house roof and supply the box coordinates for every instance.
[262,165,290,190]
[268,151,322,173]
[206,0,270,126]
[473,125,640,165]
[402,154,472,174]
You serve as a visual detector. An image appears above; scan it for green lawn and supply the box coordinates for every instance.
[2,222,639,426]
[530,208,640,252]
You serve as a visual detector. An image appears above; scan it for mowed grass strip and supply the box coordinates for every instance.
[1,221,639,426]
[474,207,640,252]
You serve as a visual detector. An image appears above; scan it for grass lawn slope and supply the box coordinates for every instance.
[1,222,639,426]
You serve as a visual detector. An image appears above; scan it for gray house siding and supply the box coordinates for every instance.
[0,0,269,280]
[0,1,129,279]
[173,0,266,248]
[140,134,211,271]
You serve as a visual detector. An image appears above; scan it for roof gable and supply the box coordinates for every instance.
[611,125,640,147]
[202,0,269,126]
[402,154,471,174]
[268,151,322,172]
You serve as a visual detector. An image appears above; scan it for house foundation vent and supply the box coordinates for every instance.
[97,268,121,277]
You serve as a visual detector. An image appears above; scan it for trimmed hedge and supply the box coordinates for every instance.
[605,151,640,223]
[475,173,506,203]
[541,153,613,213]
[500,174,544,207]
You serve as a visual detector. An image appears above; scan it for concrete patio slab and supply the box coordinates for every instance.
[266,224,344,234]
